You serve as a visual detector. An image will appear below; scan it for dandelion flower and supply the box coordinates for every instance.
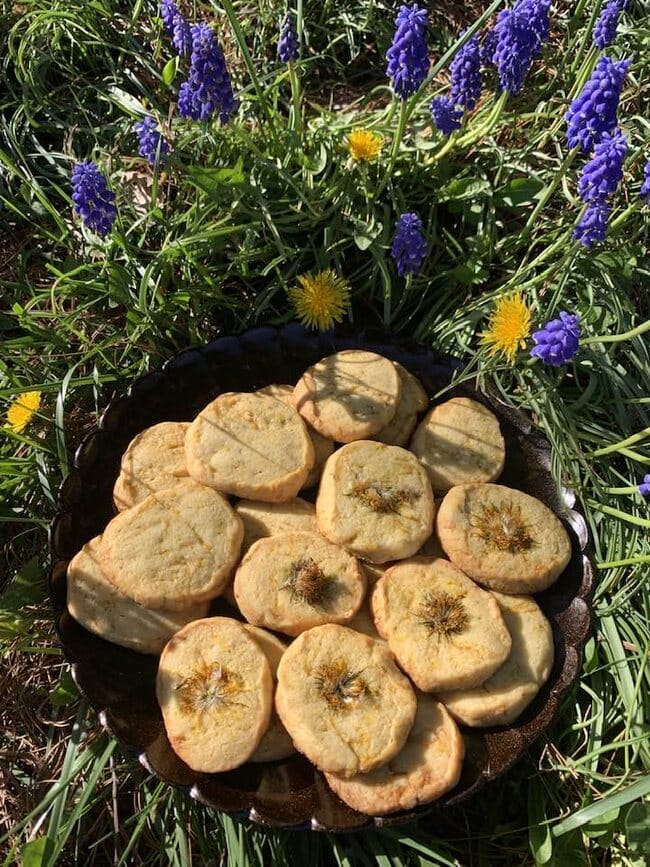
[346,130,383,162]
[481,292,532,362]
[7,391,42,434]
[288,270,350,332]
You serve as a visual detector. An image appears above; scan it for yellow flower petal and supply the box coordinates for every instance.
[480,292,532,363]
[6,391,42,434]
[345,129,383,162]
[287,269,351,332]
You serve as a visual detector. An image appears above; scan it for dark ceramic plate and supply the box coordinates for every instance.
[49,324,594,831]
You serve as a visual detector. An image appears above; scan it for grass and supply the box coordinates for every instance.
[1,0,649,863]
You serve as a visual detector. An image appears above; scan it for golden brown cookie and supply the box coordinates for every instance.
[345,598,385,641]
[185,392,314,502]
[275,624,417,776]
[373,363,428,447]
[100,479,243,610]
[156,617,272,772]
[233,531,365,637]
[235,497,318,553]
[436,593,554,726]
[371,557,512,691]
[316,441,435,563]
[244,626,297,762]
[410,397,505,493]
[293,350,401,443]
[436,484,572,593]
[67,535,209,654]
[113,422,190,511]
[325,695,464,815]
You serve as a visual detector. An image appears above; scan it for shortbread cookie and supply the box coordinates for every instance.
[233,531,365,637]
[410,398,505,493]
[346,598,385,641]
[325,696,464,815]
[244,626,297,762]
[156,617,272,772]
[275,624,416,776]
[258,384,334,488]
[67,536,209,654]
[371,558,512,691]
[235,498,317,553]
[436,484,572,593]
[316,441,435,563]
[113,422,190,510]
[361,561,392,586]
[373,363,428,447]
[293,350,401,443]
[185,392,314,502]
[101,479,243,610]
[437,593,554,727]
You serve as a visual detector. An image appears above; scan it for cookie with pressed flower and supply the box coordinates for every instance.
[316,441,435,564]
[436,483,572,593]
[293,350,401,443]
[101,479,243,610]
[185,391,314,502]
[410,397,505,493]
[235,497,318,553]
[244,626,297,762]
[436,592,554,727]
[156,617,272,772]
[112,422,190,511]
[258,384,335,488]
[67,535,209,654]
[233,531,365,637]
[324,695,464,815]
[275,623,417,777]
[371,557,511,691]
[373,363,428,447]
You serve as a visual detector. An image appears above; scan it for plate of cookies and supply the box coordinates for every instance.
[49,324,593,830]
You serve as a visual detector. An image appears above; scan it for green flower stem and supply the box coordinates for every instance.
[604,486,643,495]
[374,98,409,199]
[610,200,641,232]
[523,146,580,234]
[583,321,650,346]
[456,92,508,148]
[288,61,302,137]
[585,427,650,458]
[597,555,650,569]
[425,130,460,166]
[586,501,650,529]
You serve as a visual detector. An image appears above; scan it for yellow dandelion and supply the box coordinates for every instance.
[480,292,532,363]
[6,391,42,434]
[288,269,351,332]
[345,129,383,162]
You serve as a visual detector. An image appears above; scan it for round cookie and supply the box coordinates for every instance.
[373,363,428,447]
[156,617,272,772]
[185,391,314,502]
[410,397,505,493]
[293,350,401,443]
[233,531,365,637]
[325,695,464,815]
[371,557,512,691]
[235,497,317,554]
[113,422,190,510]
[436,483,572,593]
[346,598,385,641]
[275,624,417,777]
[244,626,297,762]
[101,479,243,610]
[67,535,209,654]
[258,384,335,488]
[436,592,554,727]
[361,561,393,586]
[316,441,435,564]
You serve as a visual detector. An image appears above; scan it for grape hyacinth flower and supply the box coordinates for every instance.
[479,27,498,68]
[178,23,238,123]
[430,96,462,134]
[566,56,630,152]
[71,161,117,238]
[450,32,482,110]
[572,201,611,248]
[638,474,650,496]
[386,4,430,100]
[491,0,552,95]
[577,129,628,202]
[530,312,581,366]
[390,212,427,276]
[593,0,627,50]
[134,117,168,166]
[640,161,650,201]
[278,11,299,63]
[161,0,191,55]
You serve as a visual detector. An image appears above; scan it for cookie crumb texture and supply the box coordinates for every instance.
[185,392,314,502]
[113,421,190,510]
[372,362,428,447]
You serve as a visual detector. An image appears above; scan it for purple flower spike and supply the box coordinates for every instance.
[593,0,627,50]
[450,33,482,110]
[572,201,611,248]
[391,212,427,276]
[492,0,552,95]
[71,161,117,238]
[134,117,169,166]
[480,27,498,67]
[278,12,299,63]
[161,0,191,55]
[386,4,430,100]
[639,474,650,496]
[640,161,650,201]
[430,96,462,135]
[178,23,238,123]
[578,129,628,203]
[566,56,631,153]
[530,312,581,366]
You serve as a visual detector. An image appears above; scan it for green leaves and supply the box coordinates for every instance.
[183,159,246,197]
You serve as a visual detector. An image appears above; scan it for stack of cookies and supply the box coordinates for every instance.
[66,349,572,817]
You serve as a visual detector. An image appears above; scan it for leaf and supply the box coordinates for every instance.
[353,220,382,251]
[528,777,553,864]
[583,806,620,838]
[437,177,491,203]
[184,159,245,196]
[106,86,148,116]
[21,837,52,867]
[49,669,79,708]
[494,178,545,208]
[553,777,650,837]
[626,801,650,854]
[162,57,179,87]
